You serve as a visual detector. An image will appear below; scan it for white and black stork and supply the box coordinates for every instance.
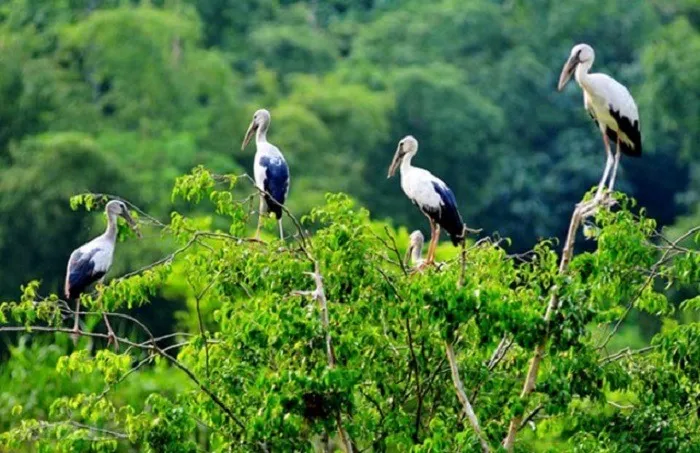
[64,200,139,348]
[388,136,466,266]
[557,43,642,202]
[241,109,290,240]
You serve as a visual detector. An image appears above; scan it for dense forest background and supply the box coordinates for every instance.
[2,0,700,296]
[1,1,700,450]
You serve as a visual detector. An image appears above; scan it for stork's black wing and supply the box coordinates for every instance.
[427,182,465,246]
[608,106,642,157]
[260,155,290,219]
[65,249,105,300]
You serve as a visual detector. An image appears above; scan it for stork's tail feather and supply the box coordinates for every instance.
[447,223,467,246]
[608,108,642,157]
[449,233,465,246]
[264,194,283,220]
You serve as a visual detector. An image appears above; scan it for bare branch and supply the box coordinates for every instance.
[502,196,595,450]
[487,336,513,371]
[445,342,491,452]
[294,263,353,452]
[599,345,658,365]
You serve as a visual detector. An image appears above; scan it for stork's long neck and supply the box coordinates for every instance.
[256,123,269,145]
[400,153,415,177]
[105,212,118,241]
[575,60,593,89]
[411,242,423,264]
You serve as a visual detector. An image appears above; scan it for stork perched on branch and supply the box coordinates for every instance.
[65,200,140,348]
[388,136,466,267]
[557,43,642,203]
[241,109,290,240]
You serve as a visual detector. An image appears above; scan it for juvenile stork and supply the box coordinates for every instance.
[557,43,642,201]
[388,136,465,266]
[65,200,139,348]
[404,230,425,268]
[241,109,290,240]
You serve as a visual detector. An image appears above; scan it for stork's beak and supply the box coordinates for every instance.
[387,142,404,178]
[241,120,257,151]
[557,54,579,91]
[121,209,141,238]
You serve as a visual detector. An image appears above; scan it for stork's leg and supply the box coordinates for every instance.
[426,222,440,264]
[254,197,264,240]
[595,132,614,201]
[278,218,284,240]
[608,135,622,191]
[103,312,119,351]
[418,219,436,269]
[96,285,119,351]
[431,225,441,263]
[71,299,81,345]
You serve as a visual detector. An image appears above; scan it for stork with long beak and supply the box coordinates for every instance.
[65,200,141,349]
[558,43,642,203]
[241,109,290,240]
[388,136,466,266]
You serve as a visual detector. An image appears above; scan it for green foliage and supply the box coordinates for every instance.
[1,171,699,451]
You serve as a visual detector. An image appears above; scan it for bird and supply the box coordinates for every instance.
[557,43,641,202]
[241,109,290,240]
[387,135,466,266]
[405,230,425,268]
[64,200,140,348]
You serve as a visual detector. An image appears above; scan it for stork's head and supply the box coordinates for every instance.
[387,135,418,178]
[404,230,425,267]
[106,200,141,237]
[557,43,595,91]
[409,230,424,252]
[241,109,271,150]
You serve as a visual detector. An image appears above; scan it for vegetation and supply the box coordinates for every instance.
[1,172,700,451]
[1,0,699,451]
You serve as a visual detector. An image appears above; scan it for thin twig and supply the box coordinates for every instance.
[597,226,700,351]
[190,270,222,379]
[517,404,543,431]
[405,318,423,442]
[599,345,658,365]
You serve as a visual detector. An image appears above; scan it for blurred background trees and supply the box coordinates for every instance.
[1,0,699,299]
[1,0,699,449]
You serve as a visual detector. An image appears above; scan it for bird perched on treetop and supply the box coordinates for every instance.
[388,135,466,267]
[65,200,140,349]
[241,109,290,240]
[557,43,641,204]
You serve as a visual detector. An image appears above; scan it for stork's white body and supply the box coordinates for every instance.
[253,141,289,215]
[68,234,115,277]
[578,71,639,150]
[399,160,446,213]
